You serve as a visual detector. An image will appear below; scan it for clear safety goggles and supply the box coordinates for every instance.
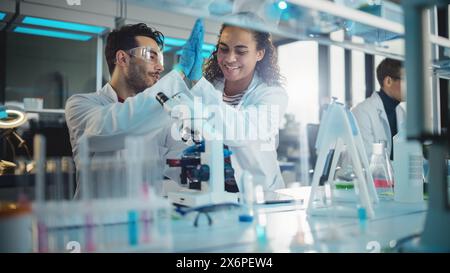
[126,46,164,66]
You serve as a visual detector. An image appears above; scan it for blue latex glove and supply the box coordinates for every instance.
[187,19,204,81]
[177,19,204,80]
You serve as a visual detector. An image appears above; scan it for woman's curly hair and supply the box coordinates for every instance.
[204,24,284,87]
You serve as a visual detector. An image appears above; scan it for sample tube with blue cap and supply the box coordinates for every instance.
[357,206,367,234]
[239,171,254,222]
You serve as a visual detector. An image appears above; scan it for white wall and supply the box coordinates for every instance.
[278,41,319,125]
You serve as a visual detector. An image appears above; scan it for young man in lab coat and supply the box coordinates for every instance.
[65,23,200,192]
[352,58,405,161]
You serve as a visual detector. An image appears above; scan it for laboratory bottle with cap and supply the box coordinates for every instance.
[369,142,394,200]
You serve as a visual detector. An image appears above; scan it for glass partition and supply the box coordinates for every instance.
[5,32,98,109]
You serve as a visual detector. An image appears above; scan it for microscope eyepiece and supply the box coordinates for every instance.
[156,92,169,106]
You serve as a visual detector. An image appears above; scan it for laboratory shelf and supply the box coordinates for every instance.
[125,0,407,57]
[124,0,450,75]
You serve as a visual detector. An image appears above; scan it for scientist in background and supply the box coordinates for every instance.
[352,58,405,160]
[185,13,288,191]
[65,22,201,180]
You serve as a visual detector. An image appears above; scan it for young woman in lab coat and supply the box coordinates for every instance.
[189,24,288,191]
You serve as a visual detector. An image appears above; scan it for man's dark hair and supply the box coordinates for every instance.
[376,58,402,88]
[105,23,164,75]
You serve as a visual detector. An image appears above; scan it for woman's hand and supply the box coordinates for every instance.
[175,19,204,82]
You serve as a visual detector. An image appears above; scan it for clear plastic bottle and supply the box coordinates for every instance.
[392,125,424,203]
[369,142,395,200]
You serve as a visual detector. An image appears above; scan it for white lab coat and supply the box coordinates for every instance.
[351,91,406,160]
[190,74,289,191]
[65,70,189,173]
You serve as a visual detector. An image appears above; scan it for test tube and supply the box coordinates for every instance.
[252,185,269,250]
[33,134,48,252]
[110,161,118,199]
[77,136,96,252]
[255,208,268,251]
[125,136,146,248]
[54,159,63,201]
[34,135,46,202]
[97,158,108,199]
[357,206,367,234]
[125,136,143,198]
[238,171,254,222]
[78,136,90,201]
[299,121,311,186]
[62,157,75,200]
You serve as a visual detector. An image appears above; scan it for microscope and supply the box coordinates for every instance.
[166,141,238,192]
[156,92,239,207]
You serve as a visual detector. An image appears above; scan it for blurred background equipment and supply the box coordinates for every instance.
[0,105,31,164]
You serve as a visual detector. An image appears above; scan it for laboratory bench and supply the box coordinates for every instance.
[28,187,427,253]
[0,184,430,253]
[167,199,427,253]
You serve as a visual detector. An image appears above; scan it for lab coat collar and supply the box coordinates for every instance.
[372,91,405,124]
[214,73,262,98]
[379,88,400,113]
[97,83,120,103]
[371,91,388,120]
[372,91,391,138]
